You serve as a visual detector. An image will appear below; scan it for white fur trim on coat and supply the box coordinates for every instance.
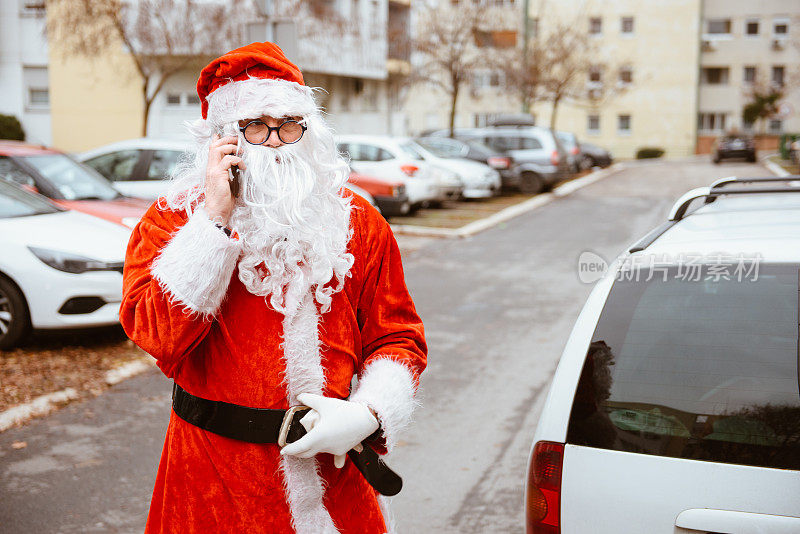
[349,358,418,453]
[205,77,318,127]
[150,207,241,317]
[279,292,339,533]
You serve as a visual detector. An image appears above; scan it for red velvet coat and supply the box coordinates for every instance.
[120,193,427,534]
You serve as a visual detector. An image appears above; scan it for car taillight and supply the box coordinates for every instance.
[526,441,563,534]
[400,164,418,177]
[550,151,560,166]
[487,156,511,169]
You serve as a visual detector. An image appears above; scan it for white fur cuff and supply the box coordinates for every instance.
[151,207,241,317]
[205,77,318,127]
[350,358,418,453]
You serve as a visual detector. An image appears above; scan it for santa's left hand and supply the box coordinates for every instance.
[280,393,379,468]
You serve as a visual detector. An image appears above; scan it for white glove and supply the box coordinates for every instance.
[280,393,380,468]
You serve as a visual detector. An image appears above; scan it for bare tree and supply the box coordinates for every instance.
[46,0,249,136]
[412,1,486,137]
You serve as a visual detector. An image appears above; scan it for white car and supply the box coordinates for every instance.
[79,138,189,200]
[405,139,500,198]
[336,134,442,209]
[80,137,382,209]
[526,176,800,533]
[0,181,130,349]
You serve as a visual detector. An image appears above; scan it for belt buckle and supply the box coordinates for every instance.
[278,405,309,447]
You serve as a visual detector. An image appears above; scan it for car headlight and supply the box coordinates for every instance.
[28,246,123,274]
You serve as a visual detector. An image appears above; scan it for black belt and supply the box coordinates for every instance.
[171,383,403,496]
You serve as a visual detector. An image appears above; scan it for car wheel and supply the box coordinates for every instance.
[0,277,30,350]
[519,172,544,194]
[579,155,596,170]
[747,152,757,163]
[712,155,721,164]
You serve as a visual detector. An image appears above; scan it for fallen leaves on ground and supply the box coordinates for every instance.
[0,326,148,412]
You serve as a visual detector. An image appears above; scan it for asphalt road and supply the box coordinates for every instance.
[0,158,767,533]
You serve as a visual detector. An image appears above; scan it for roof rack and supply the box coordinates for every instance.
[628,175,800,253]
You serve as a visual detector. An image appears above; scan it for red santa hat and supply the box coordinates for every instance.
[197,41,317,126]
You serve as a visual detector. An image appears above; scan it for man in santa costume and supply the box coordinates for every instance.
[120,42,427,534]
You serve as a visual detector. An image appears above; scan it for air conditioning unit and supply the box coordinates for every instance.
[772,38,785,50]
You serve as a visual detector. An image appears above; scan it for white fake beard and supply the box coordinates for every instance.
[229,138,354,317]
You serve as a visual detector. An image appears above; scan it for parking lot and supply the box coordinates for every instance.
[0,157,773,533]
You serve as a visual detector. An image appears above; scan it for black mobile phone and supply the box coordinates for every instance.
[218,126,241,198]
[228,164,240,198]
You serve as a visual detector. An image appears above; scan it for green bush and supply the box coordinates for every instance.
[0,114,25,141]
[636,147,665,159]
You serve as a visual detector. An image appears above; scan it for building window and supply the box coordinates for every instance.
[617,114,631,134]
[28,88,49,107]
[705,18,731,36]
[618,67,633,85]
[745,19,759,36]
[769,119,783,133]
[743,66,756,83]
[527,17,539,39]
[698,112,727,132]
[589,17,602,35]
[166,92,201,107]
[772,66,785,86]
[587,114,600,134]
[773,18,789,37]
[23,66,49,110]
[701,67,730,85]
[588,66,602,85]
[621,16,634,34]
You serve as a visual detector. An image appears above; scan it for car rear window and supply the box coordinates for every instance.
[567,263,800,470]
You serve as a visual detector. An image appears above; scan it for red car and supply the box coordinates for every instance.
[347,172,410,216]
[0,141,150,228]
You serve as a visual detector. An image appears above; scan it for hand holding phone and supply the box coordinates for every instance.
[205,130,245,225]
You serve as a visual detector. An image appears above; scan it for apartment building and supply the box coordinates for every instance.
[528,0,703,159]
[404,0,520,134]
[0,1,51,145]
[44,0,410,152]
[529,0,799,158]
[697,0,800,151]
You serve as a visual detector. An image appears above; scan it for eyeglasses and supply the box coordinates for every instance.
[239,119,307,145]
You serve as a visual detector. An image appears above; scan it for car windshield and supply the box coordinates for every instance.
[415,139,457,158]
[0,181,60,218]
[399,142,426,160]
[21,154,121,201]
[567,262,800,470]
[464,139,496,158]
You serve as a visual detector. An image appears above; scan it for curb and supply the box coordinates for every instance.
[0,357,155,433]
[390,163,624,239]
[763,156,791,177]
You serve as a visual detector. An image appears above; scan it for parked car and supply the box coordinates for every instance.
[577,141,613,169]
[79,137,187,200]
[394,139,463,204]
[336,135,441,210]
[526,176,800,533]
[428,126,572,194]
[348,173,410,216]
[712,133,757,164]
[404,140,500,199]
[555,131,582,173]
[0,141,149,229]
[0,180,131,349]
[415,136,518,189]
[81,138,411,216]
